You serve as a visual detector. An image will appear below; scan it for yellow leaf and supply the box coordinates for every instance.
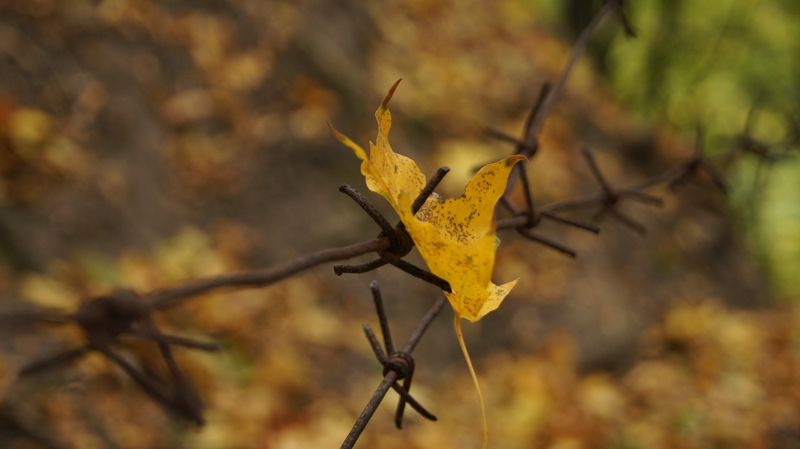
[397,159,521,322]
[9,107,53,156]
[18,273,79,310]
[331,79,521,321]
[329,80,427,212]
[331,80,523,448]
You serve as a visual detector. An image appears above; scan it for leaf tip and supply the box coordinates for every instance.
[380,79,403,112]
[327,121,348,142]
[506,155,527,166]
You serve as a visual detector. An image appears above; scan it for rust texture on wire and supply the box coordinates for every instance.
[340,282,443,449]
[3,1,799,447]
[8,290,217,425]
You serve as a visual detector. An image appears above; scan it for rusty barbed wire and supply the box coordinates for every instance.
[4,0,799,446]
[334,167,451,276]
[341,286,447,449]
[6,289,217,425]
[332,168,453,292]
[0,0,701,443]
[518,0,623,158]
[359,282,438,428]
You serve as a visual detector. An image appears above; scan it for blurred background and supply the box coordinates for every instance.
[0,0,798,447]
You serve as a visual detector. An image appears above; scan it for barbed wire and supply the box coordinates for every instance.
[2,0,798,447]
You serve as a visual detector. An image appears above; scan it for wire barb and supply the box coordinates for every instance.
[579,147,662,235]
[339,184,398,242]
[334,167,453,292]
[517,229,577,257]
[378,251,452,292]
[370,281,394,354]
[353,282,438,442]
[496,159,598,256]
[412,167,450,214]
[14,289,211,425]
[341,294,447,449]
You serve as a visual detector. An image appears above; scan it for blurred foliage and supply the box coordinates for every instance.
[0,0,798,448]
[526,0,800,296]
[544,0,800,296]
[4,235,800,448]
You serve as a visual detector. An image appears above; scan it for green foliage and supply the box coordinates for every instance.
[605,0,800,296]
[533,0,800,296]
[607,0,798,127]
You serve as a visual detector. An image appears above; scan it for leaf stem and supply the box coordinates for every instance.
[454,315,488,449]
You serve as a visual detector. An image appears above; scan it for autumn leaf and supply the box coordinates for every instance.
[328,80,427,215]
[331,80,523,448]
[329,79,521,321]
